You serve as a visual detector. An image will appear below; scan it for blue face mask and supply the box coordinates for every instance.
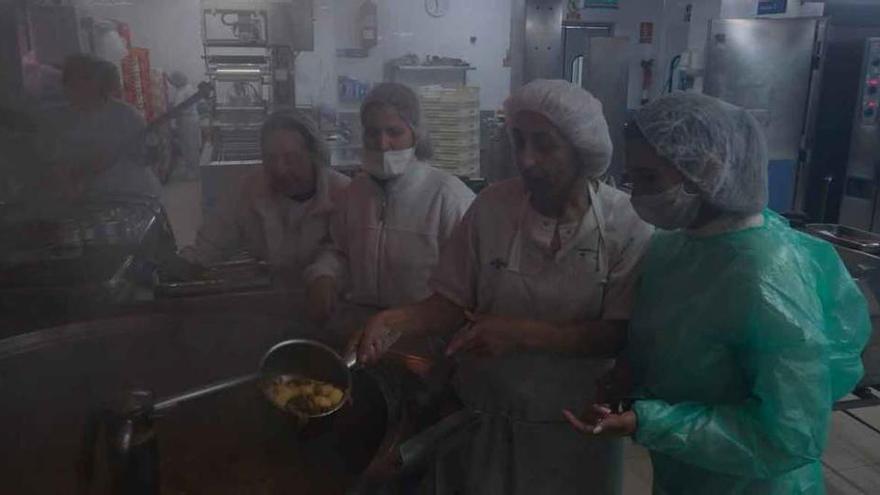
[630,183,702,230]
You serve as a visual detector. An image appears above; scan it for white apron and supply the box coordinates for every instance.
[429,183,623,495]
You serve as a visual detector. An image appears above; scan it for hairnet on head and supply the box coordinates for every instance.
[169,71,188,88]
[504,79,613,178]
[635,92,768,214]
[361,82,432,160]
[260,110,329,169]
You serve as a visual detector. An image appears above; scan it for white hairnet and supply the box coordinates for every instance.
[261,110,329,168]
[635,92,768,214]
[504,79,613,178]
[361,82,433,160]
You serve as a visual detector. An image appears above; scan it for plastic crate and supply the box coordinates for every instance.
[433,147,479,164]
[420,86,480,105]
[423,107,479,121]
[433,137,479,148]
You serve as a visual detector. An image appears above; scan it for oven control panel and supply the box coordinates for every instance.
[861,38,880,126]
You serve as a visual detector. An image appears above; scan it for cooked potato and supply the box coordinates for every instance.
[327,388,344,404]
[263,375,345,416]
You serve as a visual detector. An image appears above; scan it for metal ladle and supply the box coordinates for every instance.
[153,339,356,418]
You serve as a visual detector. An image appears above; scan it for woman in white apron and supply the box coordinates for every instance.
[348,80,653,494]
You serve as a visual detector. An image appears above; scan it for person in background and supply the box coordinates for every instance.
[347,80,654,494]
[180,110,349,284]
[304,82,475,322]
[564,92,870,494]
[167,71,202,181]
[36,54,161,199]
[95,60,123,100]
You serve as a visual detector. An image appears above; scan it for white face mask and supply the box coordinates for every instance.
[362,147,415,180]
[631,183,702,230]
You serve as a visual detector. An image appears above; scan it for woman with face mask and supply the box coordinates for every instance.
[345,80,654,494]
[564,92,871,494]
[304,83,475,322]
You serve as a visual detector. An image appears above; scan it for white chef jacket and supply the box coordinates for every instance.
[426,176,654,495]
[304,160,475,308]
[181,166,350,282]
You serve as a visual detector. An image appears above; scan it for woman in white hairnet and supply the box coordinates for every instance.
[304,82,475,321]
[37,54,162,199]
[565,92,870,494]
[180,110,349,284]
[347,79,653,494]
[167,71,202,181]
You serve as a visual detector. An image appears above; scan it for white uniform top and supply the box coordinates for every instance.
[181,167,350,282]
[427,177,653,494]
[39,99,162,198]
[304,160,475,308]
[431,177,654,418]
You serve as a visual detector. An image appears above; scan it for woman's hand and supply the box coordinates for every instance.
[345,310,404,366]
[563,404,638,437]
[445,312,528,357]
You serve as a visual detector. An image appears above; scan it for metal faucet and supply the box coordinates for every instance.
[79,390,159,495]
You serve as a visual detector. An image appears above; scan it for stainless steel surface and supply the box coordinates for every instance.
[584,36,630,180]
[210,128,262,164]
[836,37,880,230]
[804,223,880,253]
[794,19,829,215]
[562,22,614,84]
[523,0,565,83]
[201,5,269,47]
[266,0,314,51]
[0,198,173,284]
[563,23,630,178]
[705,18,824,161]
[509,0,528,90]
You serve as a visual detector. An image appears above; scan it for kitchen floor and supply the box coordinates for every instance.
[161,177,880,494]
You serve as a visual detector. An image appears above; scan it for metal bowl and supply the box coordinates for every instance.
[259,339,354,418]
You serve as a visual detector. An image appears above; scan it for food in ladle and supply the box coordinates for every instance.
[263,375,345,416]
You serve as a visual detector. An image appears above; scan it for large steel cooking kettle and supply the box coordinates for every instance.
[76,333,475,494]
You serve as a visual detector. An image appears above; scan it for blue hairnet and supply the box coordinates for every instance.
[635,92,768,215]
[504,79,613,178]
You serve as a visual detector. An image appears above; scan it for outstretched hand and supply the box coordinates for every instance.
[563,404,637,438]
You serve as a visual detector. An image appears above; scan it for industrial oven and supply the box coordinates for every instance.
[808,1,880,230]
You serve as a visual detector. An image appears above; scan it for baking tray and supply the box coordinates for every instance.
[805,224,880,254]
